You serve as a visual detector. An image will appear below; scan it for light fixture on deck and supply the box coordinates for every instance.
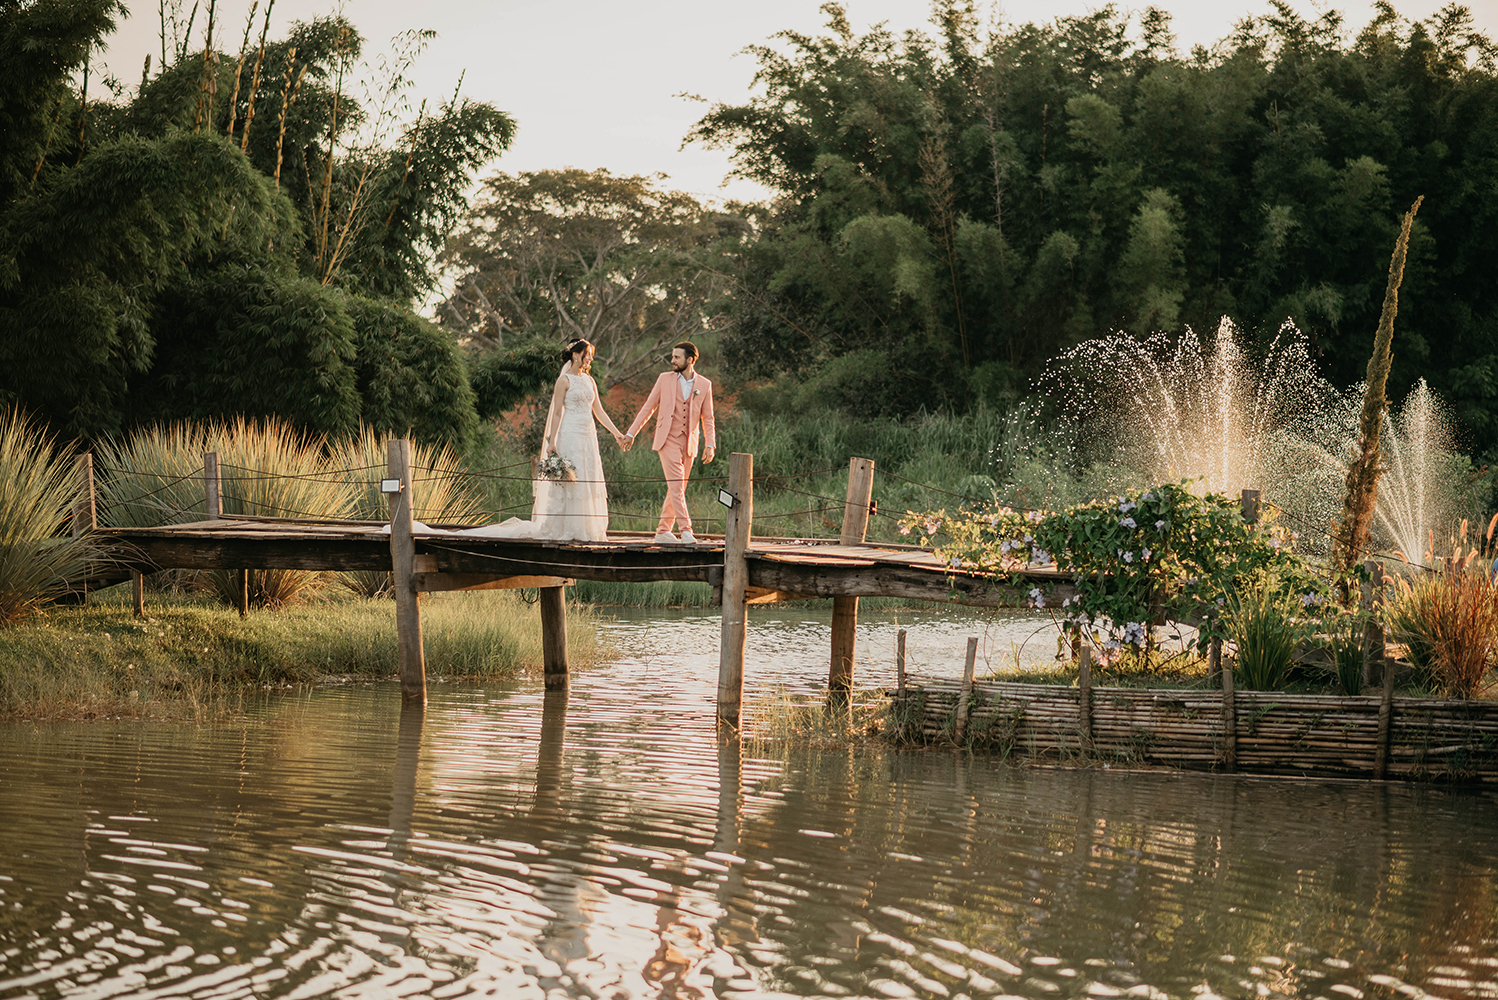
[380,479,404,494]
[717,489,736,509]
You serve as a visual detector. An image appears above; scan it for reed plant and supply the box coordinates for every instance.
[98,418,358,607]
[1226,572,1303,690]
[1389,516,1498,698]
[0,409,102,625]
[329,427,487,596]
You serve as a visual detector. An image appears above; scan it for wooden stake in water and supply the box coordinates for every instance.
[387,438,426,705]
[1078,645,1093,745]
[953,637,978,745]
[1221,660,1237,772]
[896,628,907,698]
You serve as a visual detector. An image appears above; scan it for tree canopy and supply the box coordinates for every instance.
[0,0,514,443]
[687,1,1498,454]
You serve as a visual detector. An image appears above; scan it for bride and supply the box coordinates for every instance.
[469,339,626,542]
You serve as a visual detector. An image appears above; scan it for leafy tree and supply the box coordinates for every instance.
[439,169,748,389]
[0,0,513,444]
[687,1,1498,456]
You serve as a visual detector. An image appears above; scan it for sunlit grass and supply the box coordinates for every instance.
[0,588,605,720]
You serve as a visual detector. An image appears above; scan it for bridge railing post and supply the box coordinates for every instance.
[717,452,754,726]
[830,456,874,699]
[387,438,426,705]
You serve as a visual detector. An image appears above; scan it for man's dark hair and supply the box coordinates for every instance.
[674,341,699,362]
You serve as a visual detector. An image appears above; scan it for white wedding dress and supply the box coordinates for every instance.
[465,373,610,542]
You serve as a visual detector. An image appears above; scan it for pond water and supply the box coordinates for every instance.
[2,606,1496,999]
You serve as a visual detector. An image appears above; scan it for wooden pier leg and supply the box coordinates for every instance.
[540,586,569,690]
[1221,659,1237,772]
[237,569,249,618]
[131,571,145,617]
[387,439,426,706]
[203,451,222,520]
[717,453,754,727]
[829,456,875,699]
[1078,645,1093,747]
[952,636,978,745]
[1374,653,1396,779]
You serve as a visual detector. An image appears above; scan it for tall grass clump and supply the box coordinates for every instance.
[0,409,101,625]
[1389,517,1498,698]
[330,427,487,596]
[98,418,358,607]
[1226,572,1303,690]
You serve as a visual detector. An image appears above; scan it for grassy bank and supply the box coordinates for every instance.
[0,588,606,721]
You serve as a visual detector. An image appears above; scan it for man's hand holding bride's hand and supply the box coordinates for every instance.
[702,448,716,464]
[620,432,635,452]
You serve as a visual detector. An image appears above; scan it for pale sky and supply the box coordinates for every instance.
[98,0,1498,206]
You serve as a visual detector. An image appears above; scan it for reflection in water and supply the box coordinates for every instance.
[1,619,1497,997]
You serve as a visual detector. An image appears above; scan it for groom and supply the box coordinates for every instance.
[625,341,716,544]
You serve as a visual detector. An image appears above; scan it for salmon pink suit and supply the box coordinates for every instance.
[627,371,716,536]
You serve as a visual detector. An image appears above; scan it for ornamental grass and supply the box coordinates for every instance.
[97,418,358,608]
[0,409,102,626]
[1389,516,1498,699]
[1226,572,1303,691]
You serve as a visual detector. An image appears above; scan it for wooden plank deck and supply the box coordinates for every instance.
[92,521,1075,607]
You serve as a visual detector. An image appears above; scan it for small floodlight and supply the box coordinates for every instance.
[717,489,736,509]
[380,479,404,494]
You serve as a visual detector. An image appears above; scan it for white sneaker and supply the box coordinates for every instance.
[652,531,679,544]
[679,530,698,545]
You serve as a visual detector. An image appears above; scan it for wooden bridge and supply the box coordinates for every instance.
[83,444,1074,725]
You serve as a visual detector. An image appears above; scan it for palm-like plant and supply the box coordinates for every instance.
[0,410,101,625]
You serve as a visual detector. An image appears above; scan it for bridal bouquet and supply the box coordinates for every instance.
[538,453,577,482]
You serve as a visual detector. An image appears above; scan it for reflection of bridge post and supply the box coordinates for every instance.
[388,702,424,870]
[532,689,569,819]
[713,729,755,961]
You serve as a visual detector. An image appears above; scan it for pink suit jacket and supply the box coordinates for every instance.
[627,372,716,459]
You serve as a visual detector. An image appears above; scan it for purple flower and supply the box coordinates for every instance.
[1120,516,1137,528]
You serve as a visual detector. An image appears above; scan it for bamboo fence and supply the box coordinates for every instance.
[893,676,1498,782]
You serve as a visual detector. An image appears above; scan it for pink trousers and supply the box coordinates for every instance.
[656,439,692,534]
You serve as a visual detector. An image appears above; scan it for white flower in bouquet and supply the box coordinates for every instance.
[538,453,577,482]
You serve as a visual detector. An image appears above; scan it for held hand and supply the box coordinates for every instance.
[702,448,716,464]
[623,433,635,452]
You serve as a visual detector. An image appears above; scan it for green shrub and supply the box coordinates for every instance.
[1226,572,1304,691]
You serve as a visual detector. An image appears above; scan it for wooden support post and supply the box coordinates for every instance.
[204,451,222,520]
[237,569,249,618]
[1240,488,1261,525]
[1078,645,1093,745]
[952,636,978,745]
[895,628,907,699]
[717,453,754,727]
[1374,654,1396,780]
[1207,634,1222,685]
[1221,659,1237,772]
[387,438,426,706]
[72,453,96,536]
[131,571,145,617]
[1361,559,1387,688]
[830,456,875,697]
[539,585,568,691]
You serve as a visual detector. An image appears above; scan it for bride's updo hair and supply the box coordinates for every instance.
[561,338,593,365]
